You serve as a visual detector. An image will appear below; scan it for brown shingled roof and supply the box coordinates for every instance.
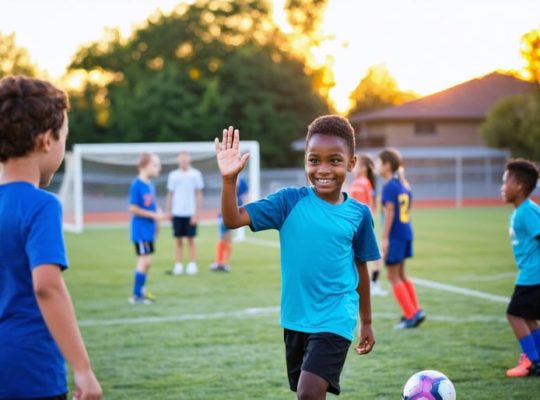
[349,72,534,123]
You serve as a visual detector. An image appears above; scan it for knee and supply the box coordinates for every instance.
[297,387,322,400]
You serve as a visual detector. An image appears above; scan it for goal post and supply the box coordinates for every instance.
[60,141,260,232]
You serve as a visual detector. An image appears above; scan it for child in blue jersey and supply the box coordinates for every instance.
[210,175,249,272]
[501,158,540,377]
[0,76,102,399]
[377,149,425,330]
[215,115,380,398]
[129,152,166,304]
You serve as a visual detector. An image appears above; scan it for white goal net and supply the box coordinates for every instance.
[58,141,260,232]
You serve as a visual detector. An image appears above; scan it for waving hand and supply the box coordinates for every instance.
[215,126,250,179]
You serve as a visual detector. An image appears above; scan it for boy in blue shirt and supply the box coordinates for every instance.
[501,158,540,377]
[0,76,102,399]
[129,152,166,304]
[378,149,425,329]
[215,115,380,398]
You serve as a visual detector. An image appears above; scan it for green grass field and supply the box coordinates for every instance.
[64,206,537,399]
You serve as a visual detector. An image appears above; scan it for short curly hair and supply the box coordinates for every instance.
[306,115,356,156]
[506,158,539,197]
[0,76,69,162]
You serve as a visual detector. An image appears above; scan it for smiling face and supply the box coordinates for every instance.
[305,133,356,204]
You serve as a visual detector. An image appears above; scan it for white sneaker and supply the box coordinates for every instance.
[186,262,198,275]
[172,262,184,275]
[371,281,388,296]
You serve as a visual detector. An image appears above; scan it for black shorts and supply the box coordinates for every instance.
[507,284,540,320]
[172,216,197,238]
[283,329,351,395]
[133,241,154,256]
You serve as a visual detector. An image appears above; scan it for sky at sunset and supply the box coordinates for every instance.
[1,0,539,112]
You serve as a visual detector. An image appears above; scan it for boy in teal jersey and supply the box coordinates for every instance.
[501,158,540,377]
[0,76,102,399]
[215,115,380,398]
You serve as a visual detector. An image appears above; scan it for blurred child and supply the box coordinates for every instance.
[377,148,425,329]
[349,154,387,296]
[210,174,249,272]
[216,115,380,398]
[0,76,102,399]
[129,152,166,304]
[166,151,204,275]
[501,158,540,377]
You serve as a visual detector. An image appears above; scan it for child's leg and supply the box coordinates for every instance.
[403,278,420,311]
[133,254,151,298]
[297,371,329,400]
[175,237,184,263]
[388,264,416,320]
[187,237,196,263]
[507,314,539,362]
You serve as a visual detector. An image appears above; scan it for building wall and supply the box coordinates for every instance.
[362,120,486,147]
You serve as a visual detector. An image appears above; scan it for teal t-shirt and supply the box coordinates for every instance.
[245,186,380,340]
[509,198,540,285]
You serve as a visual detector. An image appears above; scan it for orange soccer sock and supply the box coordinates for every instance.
[222,242,232,265]
[216,240,226,264]
[404,279,420,311]
[392,281,417,320]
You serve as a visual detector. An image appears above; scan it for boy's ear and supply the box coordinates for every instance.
[34,129,53,153]
[347,155,357,172]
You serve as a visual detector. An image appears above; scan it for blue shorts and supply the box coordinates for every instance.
[172,216,197,238]
[385,239,413,265]
[217,214,230,237]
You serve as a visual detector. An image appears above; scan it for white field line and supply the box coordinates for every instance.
[79,307,506,328]
[244,236,511,304]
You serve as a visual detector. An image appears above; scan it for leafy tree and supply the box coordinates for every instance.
[482,93,540,159]
[347,64,417,117]
[67,0,328,166]
[520,25,540,85]
[0,32,39,78]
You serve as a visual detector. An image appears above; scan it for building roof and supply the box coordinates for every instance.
[349,72,534,123]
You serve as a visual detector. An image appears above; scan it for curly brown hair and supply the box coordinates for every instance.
[306,115,356,156]
[0,76,69,162]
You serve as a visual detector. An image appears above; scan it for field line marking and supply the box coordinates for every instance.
[79,307,506,328]
[243,236,511,304]
[412,277,510,303]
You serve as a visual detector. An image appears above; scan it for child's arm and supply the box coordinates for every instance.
[215,126,251,229]
[381,202,394,258]
[129,204,164,220]
[32,265,102,400]
[355,260,375,355]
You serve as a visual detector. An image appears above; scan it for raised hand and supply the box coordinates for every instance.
[215,126,250,179]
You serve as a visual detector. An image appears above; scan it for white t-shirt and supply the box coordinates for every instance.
[167,167,204,216]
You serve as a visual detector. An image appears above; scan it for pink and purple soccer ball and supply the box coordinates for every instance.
[402,370,456,400]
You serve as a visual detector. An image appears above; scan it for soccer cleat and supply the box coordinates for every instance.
[143,290,157,301]
[186,262,198,275]
[171,263,184,275]
[506,354,532,377]
[394,310,426,330]
[128,296,153,305]
[370,281,388,296]
[529,361,540,376]
[413,309,427,327]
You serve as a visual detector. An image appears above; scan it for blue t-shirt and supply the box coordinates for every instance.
[0,182,68,398]
[509,198,540,285]
[244,187,380,340]
[381,177,413,241]
[129,177,157,242]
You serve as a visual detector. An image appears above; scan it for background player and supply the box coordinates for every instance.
[501,158,540,377]
[378,148,425,329]
[129,152,166,304]
[349,153,387,296]
[166,151,204,275]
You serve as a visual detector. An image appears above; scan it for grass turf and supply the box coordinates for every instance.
[64,206,537,399]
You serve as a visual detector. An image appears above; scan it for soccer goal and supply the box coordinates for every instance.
[59,141,260,232]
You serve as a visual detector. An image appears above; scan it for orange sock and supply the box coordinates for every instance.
[392,281,417,320]
[216,240,226,264]
[404,279,420,311]
[222,242,232,265]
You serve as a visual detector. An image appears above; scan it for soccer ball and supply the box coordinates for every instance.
[402,370,456,400]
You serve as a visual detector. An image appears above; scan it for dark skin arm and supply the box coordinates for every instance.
[355,260,375,355]
[215,126,251,229]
